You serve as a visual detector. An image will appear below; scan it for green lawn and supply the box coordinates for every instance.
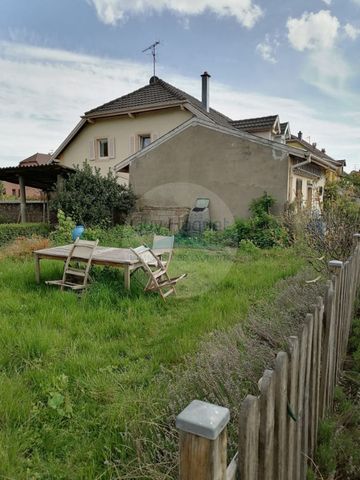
[0,246,303,479]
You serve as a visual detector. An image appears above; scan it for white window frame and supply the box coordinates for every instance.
[138,134,151,150]
[98,138,109,159]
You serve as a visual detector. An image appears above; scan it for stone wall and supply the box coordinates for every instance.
[0,201,48,223]
[131,206,190,233]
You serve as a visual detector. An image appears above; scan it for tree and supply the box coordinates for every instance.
[51,162,136,227]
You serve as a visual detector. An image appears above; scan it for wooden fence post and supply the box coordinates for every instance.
[176,400,230,480]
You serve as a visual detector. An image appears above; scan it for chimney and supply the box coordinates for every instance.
[312,142,317,149]
[298,131,303,140]
[201,71,211,112]
[321,148,326,154]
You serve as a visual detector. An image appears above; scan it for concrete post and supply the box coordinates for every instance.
[176,400,230,480]
[329,260,343,273]
[18,175,27,223]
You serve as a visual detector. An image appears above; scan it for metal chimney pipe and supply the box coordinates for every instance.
[201,71,211,112]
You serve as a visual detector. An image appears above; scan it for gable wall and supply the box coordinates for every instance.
[58,107,192,183]
[129,125,290,227]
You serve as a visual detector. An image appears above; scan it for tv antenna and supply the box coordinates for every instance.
[142,41,160,77]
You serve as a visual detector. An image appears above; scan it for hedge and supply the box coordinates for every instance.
[0,223,51,246]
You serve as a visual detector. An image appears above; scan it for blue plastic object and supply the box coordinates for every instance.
[71,224,85,241]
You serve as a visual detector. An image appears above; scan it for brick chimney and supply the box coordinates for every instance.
[201,71,211,112]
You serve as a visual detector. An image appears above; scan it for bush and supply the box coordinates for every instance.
[50,162,136,227]
[0,223,50,246]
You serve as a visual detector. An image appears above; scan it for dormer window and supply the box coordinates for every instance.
[98,138,109,158]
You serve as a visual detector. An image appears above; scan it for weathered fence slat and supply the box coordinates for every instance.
[288,336,300,480]
[258,369,276,480]
[274,352,289,480]
[238,395,260,480]
[297,321,308,480]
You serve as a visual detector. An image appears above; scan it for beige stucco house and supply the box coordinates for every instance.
[114,117,341,229]
[52,72,345,229]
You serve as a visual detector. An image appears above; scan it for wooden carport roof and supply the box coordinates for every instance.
[0,163,74,191]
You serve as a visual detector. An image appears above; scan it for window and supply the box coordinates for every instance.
[295,179,303,208]
[139,135,151,150]
[12,189,16,196]
[98,138,108,158]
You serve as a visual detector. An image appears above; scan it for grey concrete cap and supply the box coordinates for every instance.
[176,400,230,440]
[329,260,343,268]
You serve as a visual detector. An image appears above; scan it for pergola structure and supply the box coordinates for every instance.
[0,164,74,223]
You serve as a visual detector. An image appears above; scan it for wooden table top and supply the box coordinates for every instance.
[34,245,139,266]
[34,245,168,267]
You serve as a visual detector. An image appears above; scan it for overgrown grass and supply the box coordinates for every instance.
[0,245,303,479]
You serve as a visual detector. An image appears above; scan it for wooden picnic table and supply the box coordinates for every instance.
[33,244,162,290]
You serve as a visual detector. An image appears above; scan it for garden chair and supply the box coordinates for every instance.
[152,235,174,267]
[131,245,186,300]
[46,238,99,291]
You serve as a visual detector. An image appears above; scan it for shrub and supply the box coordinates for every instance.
[49,210,76,245]
[0,223,50,246]
[50,162,136,227]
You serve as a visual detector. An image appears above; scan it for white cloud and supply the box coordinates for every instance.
[87,0,263,28]
[287,10,340,51]
[344,23,360,40]
[303,48,353,98]
[0,41,359,170]
[322,0,331,5]
[256,35,279,63]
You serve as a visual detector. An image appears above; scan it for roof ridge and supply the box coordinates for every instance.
[231,114,278,123]
[84,82,159,115]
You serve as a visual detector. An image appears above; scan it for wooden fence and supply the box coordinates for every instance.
[176,234,360,480]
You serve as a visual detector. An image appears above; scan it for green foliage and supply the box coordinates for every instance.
[181,193,288,249]
[51,162,136,227]
[249,192,275,216]
[315,419,337,476]
[0,223,50,246]
[49,210,75,245]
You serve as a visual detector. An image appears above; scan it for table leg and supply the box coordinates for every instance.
[124,265,131,290]
[35,255,41,284]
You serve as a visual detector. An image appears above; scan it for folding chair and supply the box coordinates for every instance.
[131,245,186,300]
[46,238,99,291]
[152,235,174,267]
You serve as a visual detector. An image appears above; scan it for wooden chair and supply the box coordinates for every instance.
[46,238,99,291]
[152,235,174,267]
[131,245,186,300]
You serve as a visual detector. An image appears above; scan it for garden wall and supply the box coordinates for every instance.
[0,201,47,223]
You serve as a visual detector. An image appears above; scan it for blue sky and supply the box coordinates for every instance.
[0,0,360,169]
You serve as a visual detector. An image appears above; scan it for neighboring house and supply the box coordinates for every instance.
[52,73,346,229]
[3,153,51,199]
[287,132,346,210]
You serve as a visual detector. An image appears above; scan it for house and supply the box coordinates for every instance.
[51,72,232,183]
[2,153,51,199]
[52,73,345,229]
